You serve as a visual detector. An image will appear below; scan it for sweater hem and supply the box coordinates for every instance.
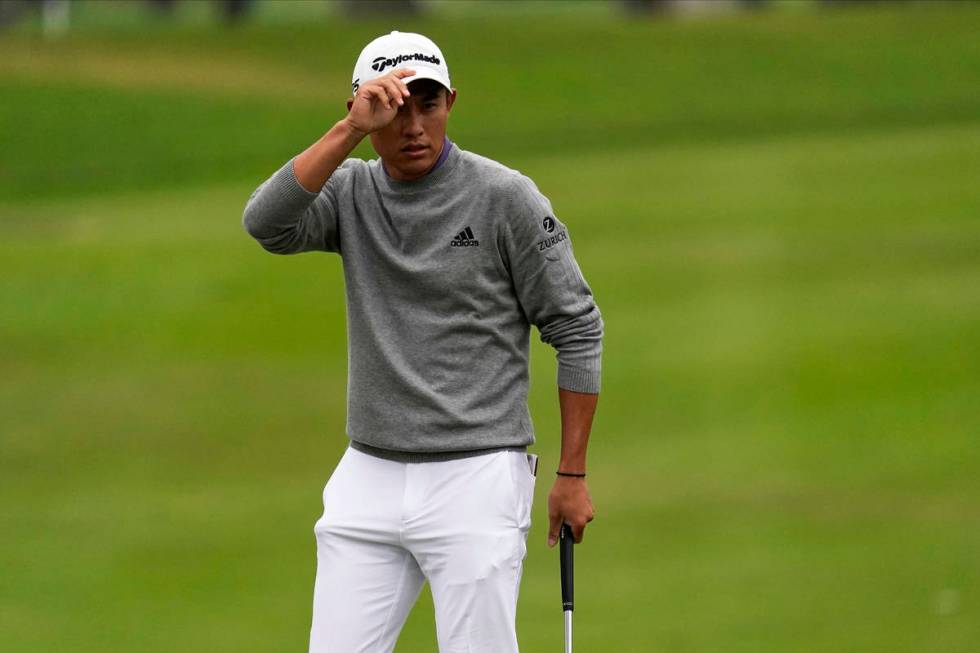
[349,439,527,463]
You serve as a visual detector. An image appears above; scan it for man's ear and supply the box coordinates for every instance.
[346,97,354,112]
[446,88,457,112]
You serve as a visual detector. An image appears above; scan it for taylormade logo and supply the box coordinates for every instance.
[372,53,441,72]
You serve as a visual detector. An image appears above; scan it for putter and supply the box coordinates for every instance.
[559,523,574,653]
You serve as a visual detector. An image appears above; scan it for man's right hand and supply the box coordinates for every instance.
[293,69,415,194]
[344,68,415,137]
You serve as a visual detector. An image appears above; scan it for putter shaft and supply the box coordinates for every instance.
[560,523,575,653]
[564,610,573,653]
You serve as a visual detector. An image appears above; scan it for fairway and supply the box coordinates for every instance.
[2,3,980,651]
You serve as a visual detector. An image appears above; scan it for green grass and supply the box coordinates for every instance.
[2,3,980,651]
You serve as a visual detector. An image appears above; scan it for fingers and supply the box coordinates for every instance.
[552,518,589,545]
[378,79,405,108]
[547,510,562,548]
[565,508,592,544]
[361,71,412,109]
[364,85,395,110]
[358,86,385,110]
[391,78,410,103]
[548,480,596,547]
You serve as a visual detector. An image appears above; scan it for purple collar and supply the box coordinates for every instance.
[381,136,453,179]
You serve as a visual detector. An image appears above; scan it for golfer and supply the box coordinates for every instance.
[242,31,603,652]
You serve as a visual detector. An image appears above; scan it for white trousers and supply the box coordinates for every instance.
[309,447,537,653]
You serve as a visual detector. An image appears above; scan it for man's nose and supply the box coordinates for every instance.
[401,105,424,135]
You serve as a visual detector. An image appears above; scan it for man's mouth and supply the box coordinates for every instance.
[402,144,428,153]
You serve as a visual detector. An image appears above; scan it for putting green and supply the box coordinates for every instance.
[2,3,979,651]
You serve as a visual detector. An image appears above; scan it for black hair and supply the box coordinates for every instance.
[407,78,449,101]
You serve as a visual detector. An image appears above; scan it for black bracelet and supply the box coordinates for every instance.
[556,470,586,478]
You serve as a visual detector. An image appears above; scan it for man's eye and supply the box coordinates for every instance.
[424,103,437,109]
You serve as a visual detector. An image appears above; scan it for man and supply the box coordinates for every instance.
[242,31,602,652]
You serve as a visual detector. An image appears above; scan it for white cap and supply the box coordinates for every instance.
[351,31,451,97]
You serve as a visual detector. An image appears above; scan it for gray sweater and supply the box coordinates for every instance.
[242,143,603,456]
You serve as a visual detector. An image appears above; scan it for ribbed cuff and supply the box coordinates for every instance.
[557,365,601,394]
[271,157,320,206]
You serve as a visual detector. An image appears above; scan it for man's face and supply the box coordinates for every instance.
[367,79,456,181]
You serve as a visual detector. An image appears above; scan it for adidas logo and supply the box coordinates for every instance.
[450,226,480,247]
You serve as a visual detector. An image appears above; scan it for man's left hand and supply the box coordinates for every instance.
[547,476,595,546]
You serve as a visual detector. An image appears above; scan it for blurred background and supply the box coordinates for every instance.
[2,0,979,651]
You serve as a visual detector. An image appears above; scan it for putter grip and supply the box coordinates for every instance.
[560,523,574,612]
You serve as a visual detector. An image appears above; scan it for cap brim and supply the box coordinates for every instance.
[401,68,452,93]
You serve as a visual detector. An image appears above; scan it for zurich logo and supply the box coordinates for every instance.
[543,216,556,233]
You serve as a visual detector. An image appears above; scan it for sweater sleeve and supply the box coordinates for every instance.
[502,175,604,393]
[241,156,347,254]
